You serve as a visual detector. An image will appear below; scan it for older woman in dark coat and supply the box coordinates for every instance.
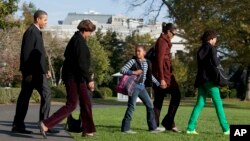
[39,20,96,138]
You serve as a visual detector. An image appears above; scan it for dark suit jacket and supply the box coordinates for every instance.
[194,42,220,87]
[152,33,172,85]
[20,24,48,75]
[62,31,91,83]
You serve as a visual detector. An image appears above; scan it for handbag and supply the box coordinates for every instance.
[115,60,142,96]
[64,114,82,133]
[115,74,141,96]
[213,64,229,87]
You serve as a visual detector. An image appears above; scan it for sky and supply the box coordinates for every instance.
[16,0,168,25]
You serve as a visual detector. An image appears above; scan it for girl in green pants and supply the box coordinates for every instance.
[186,29,230,135]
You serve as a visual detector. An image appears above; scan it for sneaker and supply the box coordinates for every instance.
[123,130,137,134]
[224,130,230,135]
[186,130,199,135]
[171,127,182,133]
[150,127,165,133]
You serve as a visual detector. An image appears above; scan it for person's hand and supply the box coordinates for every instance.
[88,81,95,92]
[194,88,198,96]
[160,80,167,89]
[25,75,32,82]
[133,70,143,75]
[46,71,52,78]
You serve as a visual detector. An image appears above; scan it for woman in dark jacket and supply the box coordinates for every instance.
[39,20,96,138]
[152,23,181,132]
[186,29,230,135]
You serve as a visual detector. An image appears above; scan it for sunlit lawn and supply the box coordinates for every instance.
[69,98,250,141]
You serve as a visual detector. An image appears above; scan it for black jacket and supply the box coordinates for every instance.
[130,57,153,87]
[20,24,48,75]
[194,42,220,87]
[62,31,91,82]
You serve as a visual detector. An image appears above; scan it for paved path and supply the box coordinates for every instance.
[0,103,75,141]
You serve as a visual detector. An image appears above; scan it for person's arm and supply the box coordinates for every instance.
[22,29,36,75]
[210,47,220,67]
[152,75,160,86]
[77,39,92,82]
[120,59,135,75]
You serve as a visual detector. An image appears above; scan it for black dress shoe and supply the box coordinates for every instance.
[38,122,47,139]
[47,128,60,134]
[12,126,33,134]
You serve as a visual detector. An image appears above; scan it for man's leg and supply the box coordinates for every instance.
[12,75,34,133]
[35,74,51,121]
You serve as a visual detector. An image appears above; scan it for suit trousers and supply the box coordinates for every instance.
[153,75,181,130]
[43,79,96,134]
[13,74,51,128]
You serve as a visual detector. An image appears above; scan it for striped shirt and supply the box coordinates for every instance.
[120,59,160,86]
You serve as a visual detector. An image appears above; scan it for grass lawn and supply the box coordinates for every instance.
[69,98,250,141]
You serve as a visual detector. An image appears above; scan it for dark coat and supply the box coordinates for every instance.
[20,24,48,75]
[129,57,153,87]
[194,42,220,87]
[62,31,91,83]
[152,33,172,85]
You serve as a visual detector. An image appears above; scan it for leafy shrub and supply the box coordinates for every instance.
[51,85,66,98]
[93,87,112,99]
[0,88,20,103]
[0,88,42,104]
[229,89,237,98]
[31,90,40,103]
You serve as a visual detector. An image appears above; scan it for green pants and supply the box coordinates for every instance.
[187,82,229,132]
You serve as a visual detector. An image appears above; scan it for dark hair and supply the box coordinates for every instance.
[200,29,217,43]
[162,22,176,33]
[77,20,96,32]
[135,45,146,51]
[34,10,47,22]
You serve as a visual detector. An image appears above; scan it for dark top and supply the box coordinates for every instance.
[152,33,172,85]
[20,24,48,75]
[62,31,91,83]
[194,42,220,87]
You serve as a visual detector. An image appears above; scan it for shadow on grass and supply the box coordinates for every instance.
[95,124,147,132]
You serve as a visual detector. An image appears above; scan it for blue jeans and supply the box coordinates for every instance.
[121,85,157,131]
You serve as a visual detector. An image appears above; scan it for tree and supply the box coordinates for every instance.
[87,36,112,86]
[0,0,19,30]
[43,31,67,86]
[22,2,36,26]
[123,32,155,62]
[0,28,23,86]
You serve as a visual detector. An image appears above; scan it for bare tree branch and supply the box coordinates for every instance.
[131,0,147,7]
[161,0,176,17]
[153,2,164,23]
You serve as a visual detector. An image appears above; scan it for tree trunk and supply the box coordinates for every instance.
[245,67,250,101]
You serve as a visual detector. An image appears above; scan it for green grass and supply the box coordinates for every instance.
[69,99,250,141]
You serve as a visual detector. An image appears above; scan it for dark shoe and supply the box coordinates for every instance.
[38,122,47,139]
[47,128,60,134]
[12,126,33,134]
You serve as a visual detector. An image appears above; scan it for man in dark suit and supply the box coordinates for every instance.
[12,10,51,134]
